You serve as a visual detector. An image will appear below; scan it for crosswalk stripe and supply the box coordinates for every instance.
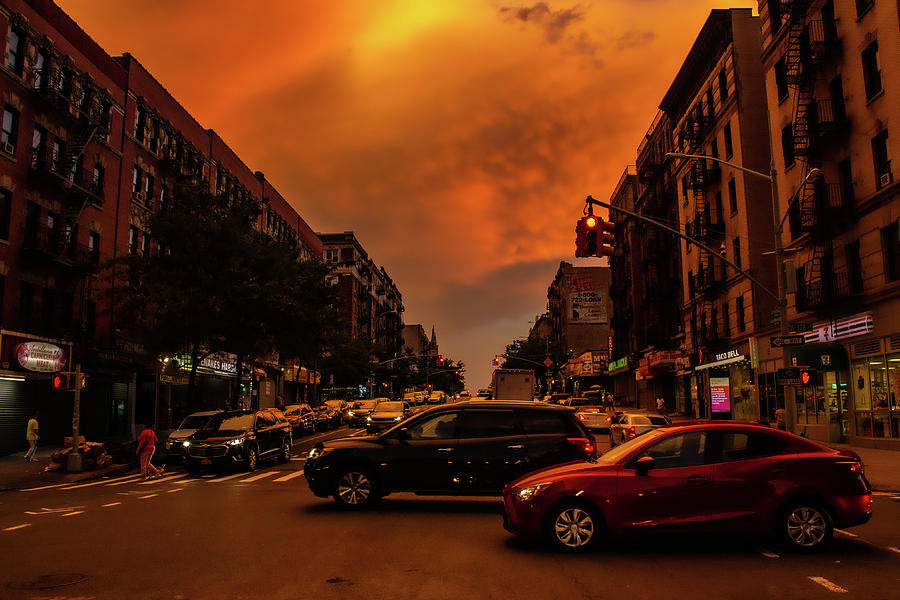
[138,474,187,485]
[239,472,276,483]
[3,524,31,531]
[273,471,305,483]
[138,494,157,499]
[102,502,121,507]
[206,472,247,483]
[63,473,141,490]
[808,577,848,593]
[61,511,84,517]
[105,475,145,487]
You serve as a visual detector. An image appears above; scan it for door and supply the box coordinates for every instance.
[454,409,528,493]
[379,410,460,492]
[611,431,716,532]
[255,411,277,456]
[518,409,586,471]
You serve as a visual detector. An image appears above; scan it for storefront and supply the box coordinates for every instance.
[847,331,900,449]
[0,331,72,456]
[607,357,635,407]
[786,343,849,443]
[693,342,757,420]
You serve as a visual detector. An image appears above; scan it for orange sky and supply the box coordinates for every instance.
[58,0,756,388]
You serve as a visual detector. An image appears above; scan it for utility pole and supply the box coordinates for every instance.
[67,363,83,472]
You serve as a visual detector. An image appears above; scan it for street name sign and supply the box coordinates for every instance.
[777,368,803,385]
[770,335,806,348]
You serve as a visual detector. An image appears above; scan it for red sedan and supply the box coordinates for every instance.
[502,422,872,552]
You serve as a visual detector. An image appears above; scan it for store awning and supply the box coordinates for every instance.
[694,354,749,371]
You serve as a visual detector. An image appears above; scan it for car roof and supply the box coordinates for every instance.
[442,400,571,411]
[186,410,223,417]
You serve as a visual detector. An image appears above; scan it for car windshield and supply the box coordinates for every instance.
[597,428,669,464]
[178,415,211,429]
[283,405,300,416]
[203,414,254,433]
[356,400,377,409]
[375,402,403,412]
[568,398,598,407]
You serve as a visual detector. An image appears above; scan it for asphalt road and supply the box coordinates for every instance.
[2,427,899,600]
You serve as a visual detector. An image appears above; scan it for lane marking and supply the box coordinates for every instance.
[63,473,141,489]
[3,524,31,531]
[273,471,305,483]
[757,548,779,558]
[809,577,848,593]
[138,474,187,485]
[887,547,900,554]
[206,472,246,483]
[138,494,158,499]
[835,529,857,537]
[19,483,70,492]
[166,488,182,493]
[872,492,894,496]
[61,511,84,517]
[25,506,84,515]
[102,502,121,507]
[201,474,216,478]
[105,475,146,487]
[240,472,276,483]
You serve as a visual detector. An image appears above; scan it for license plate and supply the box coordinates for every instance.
[201,459,212,465]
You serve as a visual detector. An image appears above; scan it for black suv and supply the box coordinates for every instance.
[184,409,292,473]
[304,401,596,508]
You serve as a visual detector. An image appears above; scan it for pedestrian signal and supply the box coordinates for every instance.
[51,373,70,391]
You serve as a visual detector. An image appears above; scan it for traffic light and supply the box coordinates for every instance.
[575,215,615,257]
[799,368,817,386]
[51,373,70,391]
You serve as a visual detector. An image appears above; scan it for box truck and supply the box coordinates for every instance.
[490,369,535,401]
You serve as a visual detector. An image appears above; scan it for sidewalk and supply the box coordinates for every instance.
[0,446,133,492]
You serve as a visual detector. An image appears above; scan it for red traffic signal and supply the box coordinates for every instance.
[575,215,615,258]
[51,373,71,391]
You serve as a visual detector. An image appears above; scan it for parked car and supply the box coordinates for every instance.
[609,412,670,446]
[304,401,597,509]
[366,400,413,434]
[502,422,872,552]
[347,399,380,428]
[314,406,341,431]
[183,409,292,473]
[548,393,571,405]
[165,410,223,463]
[282,403,315,435]
[324,400,349,423]
[459,390,471,399]
[475,388,492,399]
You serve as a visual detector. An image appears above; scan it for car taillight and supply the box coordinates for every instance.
[627,426,636,438]
[849,461,864,474]
[577,413,587,420]
[567,437,595,457]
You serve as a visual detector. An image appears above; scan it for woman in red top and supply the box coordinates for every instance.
[136,423,163,480]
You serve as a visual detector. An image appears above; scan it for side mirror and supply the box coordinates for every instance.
[635,455,655,475]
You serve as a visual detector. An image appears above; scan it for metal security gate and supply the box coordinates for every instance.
[0,380,31,456]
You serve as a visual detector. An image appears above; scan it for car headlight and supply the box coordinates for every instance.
[182,441,191,448]
[366,416,373,422]
[308,447,333,459]
[227,438,243,446]
[516,483,552,502]
[394,416,403,421]
[348,411,356,417]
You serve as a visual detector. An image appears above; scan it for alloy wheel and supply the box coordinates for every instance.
[554,507,595,549]
[786,506,829,548]
[247,448,258,471]
[281,440,291,462]
[337,471,371,506]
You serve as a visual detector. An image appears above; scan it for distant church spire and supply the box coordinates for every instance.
[431,326,436,343]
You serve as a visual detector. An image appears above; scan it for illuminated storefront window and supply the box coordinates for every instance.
[852,354,900,438]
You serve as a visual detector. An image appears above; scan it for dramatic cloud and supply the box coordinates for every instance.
[58,0,756,387]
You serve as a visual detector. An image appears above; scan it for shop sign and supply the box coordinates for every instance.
[714,348,741,362]
[15,342,67,372]
[675,356,691,370]
[639,357,652,377]
[709,376,731,413]
[803,312,873,344]
[777,368,803,386]
[568,291,608,324]
[608,357,628,371]
[649,350,681,367]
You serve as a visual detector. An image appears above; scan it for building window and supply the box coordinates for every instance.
[723,122,733,158]
[706,86,715,118]
[718,67,728,102]
[882,222,900,283]
[0,187,10,240]
[769,2,782,33]
[829,75,846,123]
[733,237,742,270]
[135,106,146,142]
[872,130,891,188]
[838,157,854,206]
[855,0,874,18]
[51,139,65,173]
[728,177,737,214]
[861,41,882,101]
[688,270,695,297]
[723,301,730,336]
[88,231,100,263]
[846,240,863,294]
[6,27,24,76]
[160,184,169,211]
[681,176,688,203]
[40,288,55,332]
[144,173,155,200]
[19,281,35,327]
[736,294,745,332]
[781,123,795,168]
[128,226,138,254]
[141,232,150,257]
[710,138,719,159]
[93,163,105,198]
[132,165,143,196]
[775,57,788,101]
[715,192,724,224]
[31,125,45,168]
[325,248,339,263]
[32,49,47,90]
[1,105,19,155]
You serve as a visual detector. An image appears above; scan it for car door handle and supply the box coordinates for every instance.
[686,475,708,483]
[507,444,524,449]
[437,448,454,452]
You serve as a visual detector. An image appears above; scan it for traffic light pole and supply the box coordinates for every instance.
[584,195,780,302]
[68,363,83,472]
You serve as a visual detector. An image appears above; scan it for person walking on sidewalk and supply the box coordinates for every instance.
[136,423,163,480]
[25,411,39,462]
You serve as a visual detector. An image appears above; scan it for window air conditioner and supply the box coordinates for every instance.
[879,172,893,188]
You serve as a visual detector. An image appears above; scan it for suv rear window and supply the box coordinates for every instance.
[517,410,581,436]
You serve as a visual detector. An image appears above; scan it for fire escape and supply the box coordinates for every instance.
[782,0,854,313]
